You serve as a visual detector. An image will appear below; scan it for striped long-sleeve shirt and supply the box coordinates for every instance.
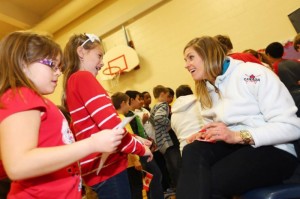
[150,102,173,154]
[66,71,145,186]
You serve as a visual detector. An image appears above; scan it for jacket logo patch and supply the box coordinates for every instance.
[244,74,261,83]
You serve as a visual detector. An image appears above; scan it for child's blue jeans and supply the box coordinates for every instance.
[91,169,131,199]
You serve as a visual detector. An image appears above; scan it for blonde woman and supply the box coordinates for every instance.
[177,36,300,199]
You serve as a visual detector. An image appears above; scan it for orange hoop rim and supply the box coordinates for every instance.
[102,66,123,76]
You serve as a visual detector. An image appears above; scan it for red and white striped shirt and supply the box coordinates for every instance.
[66,71,145,186]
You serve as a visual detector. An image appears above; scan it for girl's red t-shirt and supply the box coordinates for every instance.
[0,87,81,199]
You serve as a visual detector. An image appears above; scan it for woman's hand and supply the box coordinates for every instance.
[186,132,201,144]
[198,122,239,144]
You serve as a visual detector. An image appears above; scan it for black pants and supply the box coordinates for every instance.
[127,167,143,199]
[140,156,164,199]
[153,150,171,191]
[176,141,298,199]
[164,145,182,188]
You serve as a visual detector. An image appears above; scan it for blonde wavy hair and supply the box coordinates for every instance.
[183,36,225,109]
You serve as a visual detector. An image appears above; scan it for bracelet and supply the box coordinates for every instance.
[240,130,252,144]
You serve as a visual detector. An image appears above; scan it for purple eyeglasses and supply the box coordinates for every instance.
[38,59,61,72]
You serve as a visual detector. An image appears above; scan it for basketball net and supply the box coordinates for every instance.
[108,69,121,91]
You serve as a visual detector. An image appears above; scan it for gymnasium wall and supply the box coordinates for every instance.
[48,0,300,105]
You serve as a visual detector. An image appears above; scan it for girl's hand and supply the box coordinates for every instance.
[90,129,124,153]
[143,146,153,162]
[136,136,152,147]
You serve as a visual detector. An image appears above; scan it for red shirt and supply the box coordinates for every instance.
[229,52,262,65]
[0,87,81,199]
[66,71,145,186]
[272,60,280,75]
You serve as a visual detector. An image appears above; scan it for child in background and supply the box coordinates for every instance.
[62,33,152,199]
[150,85,180,191]
[166,87,175,105]
[165,87,181,193]
[126,90,164,199]
[166,87,180,150]
[135,92,156,146]
[150,85,173,154]
[141,91,152,112]
[125,91,149,140]
[171,85,204,154]
[111,92,143,199]
[0,31,124,199]
[138,92,171,193]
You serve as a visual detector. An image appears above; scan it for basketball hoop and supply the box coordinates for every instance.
[102,66,122,77]
[99,45,140,81]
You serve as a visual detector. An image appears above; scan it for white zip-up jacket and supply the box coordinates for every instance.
[171,95,204,154]
[203,58,300,156]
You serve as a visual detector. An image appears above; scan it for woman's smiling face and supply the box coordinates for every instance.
[184,47,207,81]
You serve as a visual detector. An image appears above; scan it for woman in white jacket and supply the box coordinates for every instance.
[176,36,300,199]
